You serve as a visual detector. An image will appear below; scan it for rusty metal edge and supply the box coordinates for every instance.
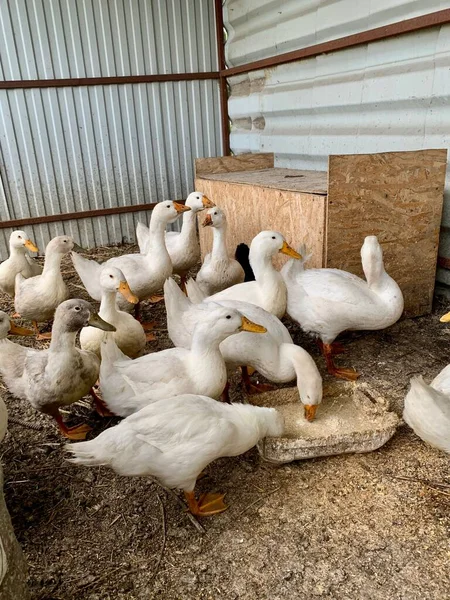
[0,200,185,229]
[215,0,230,156]
[220,9,450,78]
[0,72,219,90]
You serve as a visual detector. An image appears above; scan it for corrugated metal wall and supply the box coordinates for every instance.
[224,0,450,286]
[0,0,221,256]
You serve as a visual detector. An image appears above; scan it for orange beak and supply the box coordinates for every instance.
[202,196,215,208]
[118,281,139,304]
[202,213,213,227]
[174,202,191,213]
[279,240,302,260]
[24,239,38,253]
[8,321,35,336]
[304,405,318,422]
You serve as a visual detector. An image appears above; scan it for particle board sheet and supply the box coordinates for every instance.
[195,153,274,177]
[199,168,328,195]
[195,178,326,270]
[326,149,447,317]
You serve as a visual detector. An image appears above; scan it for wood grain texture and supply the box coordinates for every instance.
[195,178,326,270]
[327,149,447,317]
[201,168,328,195]
[195,153,274,177]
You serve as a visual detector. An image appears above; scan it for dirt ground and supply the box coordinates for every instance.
[1,244,449,600]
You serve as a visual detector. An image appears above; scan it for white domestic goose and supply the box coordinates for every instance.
[281,236,404,380]
[191,231,301,318]
[195,207,245,295]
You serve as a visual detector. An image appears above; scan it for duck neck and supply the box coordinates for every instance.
[211,224,229,262]
[42,251,64,277]
[146,218,170,260]
[363,256,389,292]
[49,326,77,353]
[177,210,198,244]
[188,327,228,395]
[9,245,25,260]
[282,344,322,408]
[99,290,120,321]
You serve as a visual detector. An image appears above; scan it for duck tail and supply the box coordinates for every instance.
[186,278,207,304]
[235,243,255,282]
[65,435,112,467]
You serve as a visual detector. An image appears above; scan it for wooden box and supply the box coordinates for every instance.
[194,150,447,318]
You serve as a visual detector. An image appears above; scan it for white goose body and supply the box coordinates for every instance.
[167,278,323,417]
[99,306,266,417]
[198,231,301,318]
[72,201,190,311]
[0,230,41,296]
[67,394,284,501]
[14,236,80,323]
[281,236,404,344]
[136,192,213,276]
[80,266,146,358]
[196,207,245,295]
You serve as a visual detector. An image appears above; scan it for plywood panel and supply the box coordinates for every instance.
[200,168,328,195]
[195,153,274,177]
[195,178,326,270]
[327,149,447,317]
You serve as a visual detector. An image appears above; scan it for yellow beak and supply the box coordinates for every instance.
[8,321,35,336]
[239,316,267,334]
[202,213,213,227]
[440,311,450,323]
[279,240,302,260]
[304,404,318,422]
[202,196,215,208]
[118,281,139,304]
[24,239,38,253]
[174,202,191,213]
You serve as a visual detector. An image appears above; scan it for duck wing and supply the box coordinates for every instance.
[136,221,150,254]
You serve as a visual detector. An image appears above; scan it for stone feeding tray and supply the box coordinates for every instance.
[253,381,399,464]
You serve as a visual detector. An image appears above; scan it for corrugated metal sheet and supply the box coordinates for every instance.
[0,0,220,257]
[224,0,449,66]
[224,1,450,285]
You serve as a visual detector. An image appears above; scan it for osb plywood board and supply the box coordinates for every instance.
[199,168,328,195]
[195,153,274,177]
[195,178,326,270]
[327,149,447,317]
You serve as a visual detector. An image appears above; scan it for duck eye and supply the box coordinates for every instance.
[226,315,231,319]
[214,212,218,215]
[272,236,276,239]
[18,235,22,239]
[109,274,113,278]
[196,196,200,200]
[167,204,171,208]
[74,306,81,311]
[64,239,68,243]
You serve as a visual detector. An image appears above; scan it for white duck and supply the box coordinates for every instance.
[67,393,284,516]
[72,201,190,313]
[0,300,115,439]
[195,207,245,296]
[136,192,214,288]
[402,309,450,454]
[80,266,146,359]
[0,230,41,296]
[0,313,35,441]
[99,305,266,417]
[193,231,301,318]
[167,277,322,420]
[281,236,404,380]
[14,235,84,337]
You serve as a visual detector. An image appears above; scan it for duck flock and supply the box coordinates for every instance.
[0,191,448,519]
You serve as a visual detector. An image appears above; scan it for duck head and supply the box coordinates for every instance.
[99,267,139,304]
[45,235,84,255]
[186,191,214,212]
[250,231,302,261]
[152,200,191,226]
[54,299,116,333]
[9,230,38,253]
[194,304,267,344]
[202,207,226,229]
